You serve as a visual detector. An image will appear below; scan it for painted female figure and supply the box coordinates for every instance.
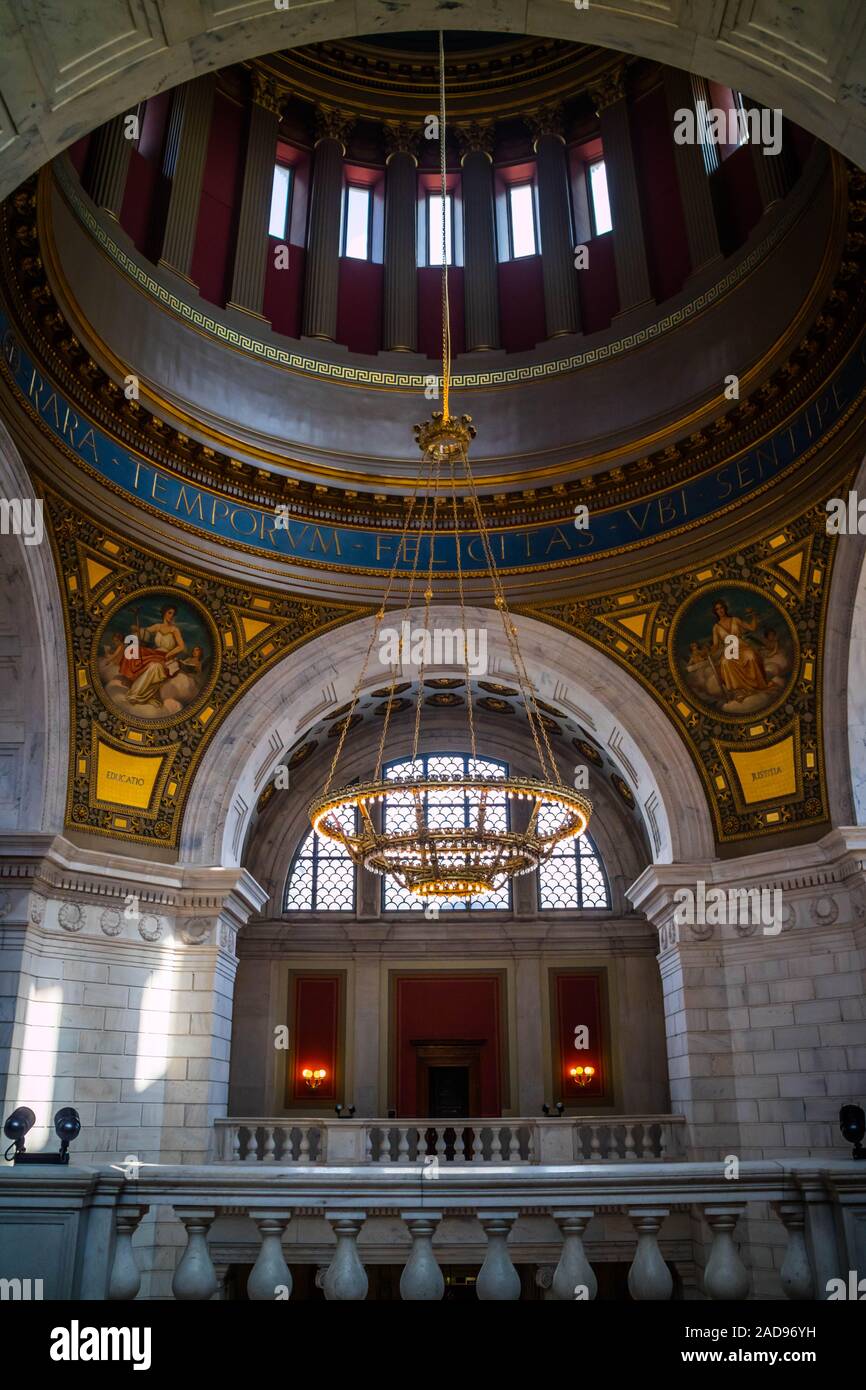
[120,605,186,706]
[709,599,770,702]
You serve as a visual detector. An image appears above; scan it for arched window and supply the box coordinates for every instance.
[382,752,511,912]
[285,826,356,912]
[537,832,610,910]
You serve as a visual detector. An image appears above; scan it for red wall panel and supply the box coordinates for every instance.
[418,266,464,360]
[710,143,762,256]
[630,85,690,299]
[498,257,545,352]
[393,973,503,1115]
[68,135,92,176]
[336,257,384,355]
[190,92,245,307]
[552,971,608,1104]
[290,973,342,1104]
[263,240,305,338]
[578,231,618,332]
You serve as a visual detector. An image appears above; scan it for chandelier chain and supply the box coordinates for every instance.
[411,456,442,764]
[450,451,478,760]
[439,28,451,420]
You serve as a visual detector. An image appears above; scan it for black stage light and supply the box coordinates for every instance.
[541,1104,550,1116]
[54,1107,81,1160]
[3,1106,35,1159]
[554,1101,565,1116]
[839,1104,865,1159]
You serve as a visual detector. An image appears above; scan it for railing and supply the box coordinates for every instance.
[214,1115,688,1165]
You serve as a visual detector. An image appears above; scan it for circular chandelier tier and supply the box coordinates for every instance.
[310,777,592,898]
[307,32,593,899]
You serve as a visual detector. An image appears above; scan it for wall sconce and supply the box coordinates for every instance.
[302,1067,327,1090]
[569,1065,596,1088]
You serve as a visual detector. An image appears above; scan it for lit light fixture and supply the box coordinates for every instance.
[302,1067,327,1090]
[308,33,591,900]
[569,1065,596,1088]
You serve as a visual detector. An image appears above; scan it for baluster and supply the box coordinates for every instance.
[415,1125,427,1161]
[244,1127,259,1162]
[248,1214,292,1300]
[365,1127,374,1164]
[607,1125,620,1161]
[298,1128,311,1165]
[589,1124,602,1162]
[323,1213,368,1300]
[657,1122,668,1159]
[627,1209,673,1301]
[229,1125,241,1162]
[526,1126,536,1164]
[435,1127,447,1164]
[453,1126,466,1162]
[507,1128,521,1163]
[477,1213,521,1300]
[108,1207,146,1300]
[400,1213,444,1300]
[624,1123,636,1161]
[642,1123,656,1159]
[775,1203,814,1301]
[262,1126,276,1163]
[172,1209,219,1301]
[551,1211,597,1301]
[702,1206,750,1300]
[471,1128,483,1163]
[490,1127,503,1163]
[378,1126,393,1163]
[397,1127,410,1164]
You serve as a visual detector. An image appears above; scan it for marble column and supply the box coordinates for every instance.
[531,108,580,338]
[460,122,500,351]
[88,112,134,218]
[227,73,284,323]
[662,66,722,276]
[745,102,790,212]
[303,108,352,341]
[589,67,653,318]
[382,124,418,352]
[159,75,216,285]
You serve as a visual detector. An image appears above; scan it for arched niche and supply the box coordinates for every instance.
[180,605,715,868]
[824,449,866,826]
[2,2,865,200]
[0,420,69,832]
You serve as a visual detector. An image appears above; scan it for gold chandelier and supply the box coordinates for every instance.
[308,33,591,900]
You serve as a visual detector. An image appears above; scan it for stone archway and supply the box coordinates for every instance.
[180,604,716,868]
[1,1,865,201]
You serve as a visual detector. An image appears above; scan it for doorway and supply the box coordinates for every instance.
[413,1040,482,1117]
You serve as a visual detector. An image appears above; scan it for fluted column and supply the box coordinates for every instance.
[627,1209,673,1300]
[589,67,653,317]
[382,124,418,352]
[460,122,500,351]
[662,66,722,276]
[303,108,352,341]
[531,108,580,338]
[88,113,135,218]
[702,1207,750,1300]
[227,73,284,322]
[159,75,216,284]
[745,101,791,212]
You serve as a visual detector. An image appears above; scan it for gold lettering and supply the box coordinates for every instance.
[715,467,733,500]
[150,471,169,503]
[626,503,653,533]
[229,506,258,536]
[211,498,230,527]
[77,429,98,462]
[175,486,205,522]
[735,458,753,490]
[545,526,573,555]
[657,494,678,526]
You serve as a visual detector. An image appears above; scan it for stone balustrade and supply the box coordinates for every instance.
[2,1158,859,1300]
[214,1114,687,1165]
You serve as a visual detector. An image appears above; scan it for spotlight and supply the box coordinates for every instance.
[840,1104,865,1159]
[347,1105,355,1117]
[3,1106,80,1164]
[541,1104,550,1116]
[554,1101,565,1116]
[3,1106,35,1159]
[54,1107,81,1160]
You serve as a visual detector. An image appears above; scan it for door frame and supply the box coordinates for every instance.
[412,1040,483,1116]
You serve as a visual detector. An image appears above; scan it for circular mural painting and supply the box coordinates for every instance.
[670,582,799,721]
[93,590,218,725]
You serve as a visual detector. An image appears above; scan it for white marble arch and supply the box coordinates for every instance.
[825,450,866,826]
[180,605,715,869]
[2,0,866,201]
[0,420,68,832]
